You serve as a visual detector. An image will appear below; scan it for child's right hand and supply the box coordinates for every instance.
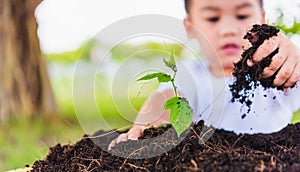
[108,89,174,150]
[108,125,146,150]
[108,119,171,150]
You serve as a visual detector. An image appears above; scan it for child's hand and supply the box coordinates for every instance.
[108,116,171,150]
[108,125,146,151]
[108,89,173,150]
[247,32,300,88]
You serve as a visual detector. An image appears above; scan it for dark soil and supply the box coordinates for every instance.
[31,120,300,172]
[230,24,281,111]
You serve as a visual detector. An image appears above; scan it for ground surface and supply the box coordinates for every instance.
[31,120,300,172]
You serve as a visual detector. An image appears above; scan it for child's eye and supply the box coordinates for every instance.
[237,15,248,20]
[207,17,219,22]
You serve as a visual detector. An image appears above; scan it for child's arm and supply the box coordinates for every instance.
[247,32,300,88]
[108,89,174,150]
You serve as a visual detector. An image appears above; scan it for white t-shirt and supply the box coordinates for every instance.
[158,59,300,134]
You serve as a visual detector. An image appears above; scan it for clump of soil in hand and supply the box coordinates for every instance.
[31,121,300,172]
[230,24,280,112]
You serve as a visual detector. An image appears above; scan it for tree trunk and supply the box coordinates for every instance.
[0,0,56,121]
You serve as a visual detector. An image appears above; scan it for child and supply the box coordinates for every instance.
[109,0,300,149]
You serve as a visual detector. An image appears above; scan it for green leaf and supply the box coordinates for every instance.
[137,72,172,83]
[164,97,193,137]
[163,50,177,72]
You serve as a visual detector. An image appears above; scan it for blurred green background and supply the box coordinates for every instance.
[1,9,300,172]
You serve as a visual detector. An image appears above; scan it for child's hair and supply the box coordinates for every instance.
[184,0,264,14]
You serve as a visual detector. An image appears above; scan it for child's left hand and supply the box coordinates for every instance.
[247,32,300,88]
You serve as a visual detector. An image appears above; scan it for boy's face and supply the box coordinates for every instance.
[184,0,265,76]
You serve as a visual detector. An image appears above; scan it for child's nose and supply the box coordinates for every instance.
[218,18,238,37]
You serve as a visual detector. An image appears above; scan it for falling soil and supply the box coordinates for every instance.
[31,120,300,172]
[230,24,281,111]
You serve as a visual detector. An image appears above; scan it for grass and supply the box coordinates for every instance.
[0,115,83,171]
[292,110,300,124]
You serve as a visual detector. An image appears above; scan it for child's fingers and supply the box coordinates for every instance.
[108,133,128,151]
[262,51,287,78]
[127,127,144,140]
[108,125,146,150]
[282,61,300,88]
[243,41,254,66]
[242,42,252,51]
[116,133,129,143]
[278,45,300,87]
[284,48,300,87]
[252,33,289,63]
[108,139,117,151]
[273,55,297,86]
[251,36,280,63]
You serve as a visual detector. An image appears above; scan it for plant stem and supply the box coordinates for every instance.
[171,72,178,97]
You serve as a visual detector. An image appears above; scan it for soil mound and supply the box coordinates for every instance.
[31,121,300,172]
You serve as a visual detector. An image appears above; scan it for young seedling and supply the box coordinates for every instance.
[137,50,193,137]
